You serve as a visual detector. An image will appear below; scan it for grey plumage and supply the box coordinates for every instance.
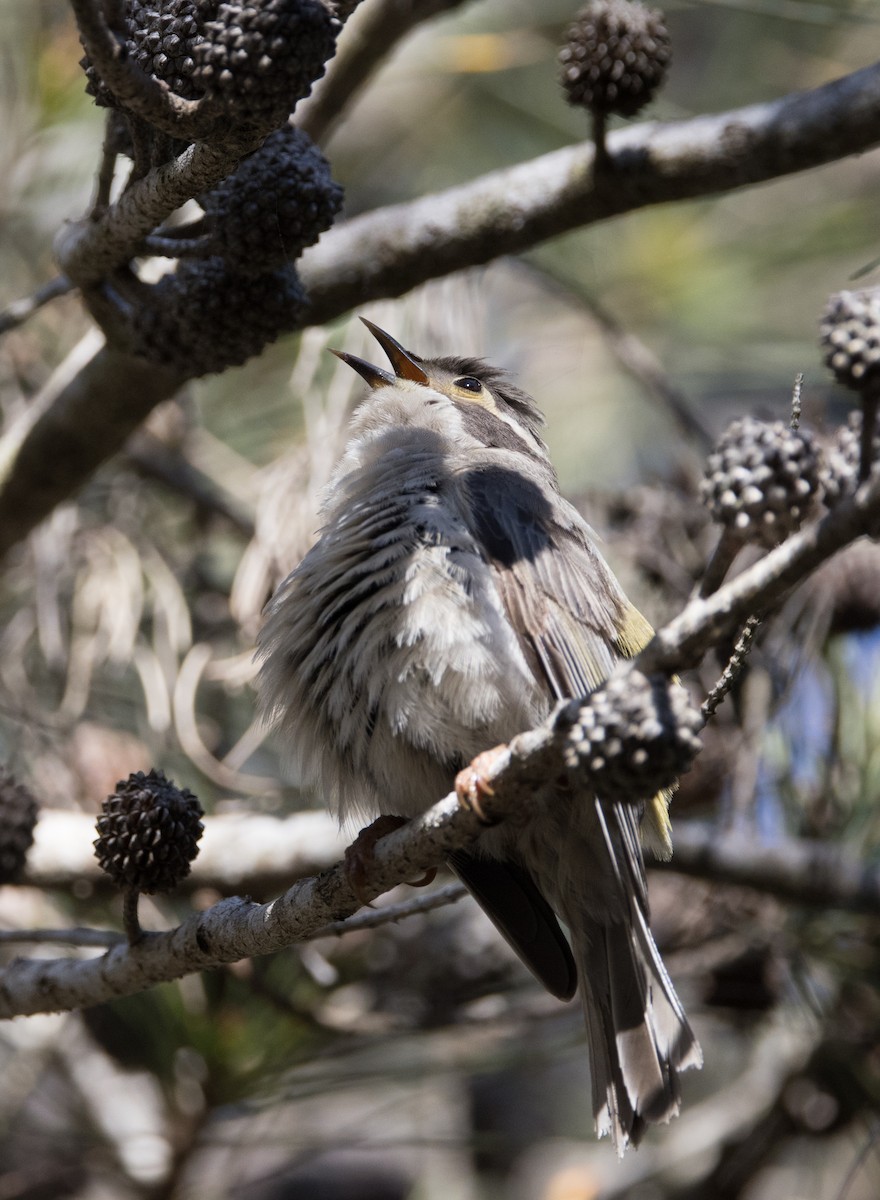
[256,321,701,1151]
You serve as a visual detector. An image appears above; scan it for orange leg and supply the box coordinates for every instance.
[454,745,507,825]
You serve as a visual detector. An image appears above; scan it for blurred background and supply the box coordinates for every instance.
[2,1,880,1197]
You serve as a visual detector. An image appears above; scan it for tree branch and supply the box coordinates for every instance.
[659,823,880,914]
[2,62,879,557]
[299,60,880,322]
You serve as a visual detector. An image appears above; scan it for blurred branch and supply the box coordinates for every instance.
[659,822,880,914]
[580,292,714,450]
[0,342,186,561]
[24,790,880,915]
[125,431,256,538]
[1,62,879,557]
[0,927,122,947]
[0,277,73,336]
[298,0,473,143]
[25,808,347,895]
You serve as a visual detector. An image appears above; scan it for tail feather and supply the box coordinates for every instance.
[576,915,700,1153]
[565,799,701,1153]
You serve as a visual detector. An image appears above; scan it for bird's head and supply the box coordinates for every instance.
[331,318,548,457]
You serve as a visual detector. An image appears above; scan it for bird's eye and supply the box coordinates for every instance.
[454,376,483,393]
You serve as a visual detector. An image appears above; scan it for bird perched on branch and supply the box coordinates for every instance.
[257,319,701,1151]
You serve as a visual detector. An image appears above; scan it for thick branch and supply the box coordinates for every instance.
[55,137,263,286]
[0,343,186,560]
[300,61,880,322]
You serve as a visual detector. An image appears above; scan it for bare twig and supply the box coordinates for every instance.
[122,888,143,944]
[702,616,760,721]
[314,881,467,937]
[580,292,713,449]
[126,432,256,538]
[859,391,878,483]
[0,277,74,336]
[697,528,747,599]
[790,372,804,430]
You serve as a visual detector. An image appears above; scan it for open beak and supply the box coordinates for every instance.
[329,319,429,389]
[328,349,395,389]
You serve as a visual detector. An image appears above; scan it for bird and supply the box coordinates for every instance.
[256,319,701,1152]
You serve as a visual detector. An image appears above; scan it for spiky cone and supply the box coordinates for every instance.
[95,769,203,941]
[121,257,308,376]
[700,416,821,550]
[820,411,880,507]
[0,768,39,884]
[81,0,205,107]
[821,288,880,483]
[195,127,343,273]
[561,668,702,805]
[192,0,339,131]
[559,0,671,167]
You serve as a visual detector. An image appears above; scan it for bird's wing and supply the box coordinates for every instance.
[454,459,656,930]
[458,461,652,697]
[448,850,578,999]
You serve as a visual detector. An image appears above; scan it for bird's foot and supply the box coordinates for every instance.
[455,746,506,825]
[343,815,436,903]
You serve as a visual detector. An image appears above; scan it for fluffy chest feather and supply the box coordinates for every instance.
[257,406,549,819]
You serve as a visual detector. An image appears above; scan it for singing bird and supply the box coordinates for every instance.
[257,320,701,1151]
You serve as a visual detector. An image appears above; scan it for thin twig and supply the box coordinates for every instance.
[122,888,143,945]
[702,616,760,721]
[592,109,610,172]
[790,372,804,430]
[0,277,74,336]
[314,881,467,937]
[581,292,714,449]
[697,527,746,599]
[125,432,256,538]
[0,927,123,948]
[859,390,878,483]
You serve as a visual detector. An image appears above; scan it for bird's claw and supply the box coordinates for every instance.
[455,746,506,825]
[344,814,409,905]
